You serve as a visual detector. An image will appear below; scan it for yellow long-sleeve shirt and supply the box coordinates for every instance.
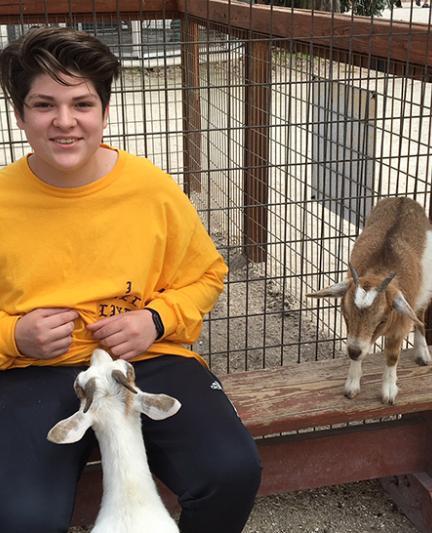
[0,146,227,370]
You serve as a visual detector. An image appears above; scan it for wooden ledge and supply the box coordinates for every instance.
[221,349,432,437]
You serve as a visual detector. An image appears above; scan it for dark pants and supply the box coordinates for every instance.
[0,356,261,533]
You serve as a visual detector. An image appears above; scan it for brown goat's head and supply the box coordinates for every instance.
[307,265,421,361]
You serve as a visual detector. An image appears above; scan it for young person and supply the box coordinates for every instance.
[0,27,261,533]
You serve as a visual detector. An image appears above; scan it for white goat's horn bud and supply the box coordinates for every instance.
[83,378,96,413]
[112,370,137,394]
[349,263,360,287]
[377,272,396,293]
[74,380,85,401]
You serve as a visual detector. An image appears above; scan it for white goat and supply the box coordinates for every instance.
[307,197,432,404]
[48,348,181,533]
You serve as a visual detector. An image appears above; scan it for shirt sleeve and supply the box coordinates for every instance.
[0,310,21,361]
[145,212,228,344]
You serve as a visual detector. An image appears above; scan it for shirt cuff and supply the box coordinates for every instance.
[0,314,21,357]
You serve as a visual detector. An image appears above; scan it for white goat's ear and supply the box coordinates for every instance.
[47,411,93,444]
[306,280,350,299]
[392,292,422,326]
[137,392,181,420]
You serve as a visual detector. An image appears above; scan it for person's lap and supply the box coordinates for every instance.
[0,356,261,533]
[134,356,261,533]
[0,365,95,533]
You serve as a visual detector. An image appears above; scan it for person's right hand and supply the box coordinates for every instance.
[15,308,79,359]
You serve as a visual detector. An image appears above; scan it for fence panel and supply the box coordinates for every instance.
[0,0,430,374]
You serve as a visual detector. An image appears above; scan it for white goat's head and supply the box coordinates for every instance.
[307,265,422,361]
[47,349,181,444]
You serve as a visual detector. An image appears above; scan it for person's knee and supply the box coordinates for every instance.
[217,447,262,499]
[178,446,261,533]
[183,441,262,505]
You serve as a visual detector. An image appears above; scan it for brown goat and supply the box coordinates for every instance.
[307,197,432,404]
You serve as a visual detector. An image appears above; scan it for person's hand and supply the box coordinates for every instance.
[15,308,79,359]
[86,310,158,360]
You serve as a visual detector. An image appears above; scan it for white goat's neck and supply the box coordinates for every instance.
[93,406,163,514]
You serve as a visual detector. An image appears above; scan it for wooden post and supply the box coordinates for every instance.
[426,200,432,344]
[380,413,432,533]
[181,16,202,195]
[243,38,271,262]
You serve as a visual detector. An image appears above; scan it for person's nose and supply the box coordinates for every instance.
[52,106,77,129]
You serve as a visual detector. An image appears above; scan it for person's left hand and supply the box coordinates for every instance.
[87,310,158,360]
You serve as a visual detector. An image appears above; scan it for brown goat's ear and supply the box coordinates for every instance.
[306,280,350,299]
[392,292,423,326]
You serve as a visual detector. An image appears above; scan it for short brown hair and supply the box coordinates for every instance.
[0,26,120,117]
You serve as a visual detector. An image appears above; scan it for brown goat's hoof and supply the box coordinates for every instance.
[382,395,397,405]
[415,356,431,367]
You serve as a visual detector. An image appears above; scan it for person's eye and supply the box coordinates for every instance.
[75,101,94,109]
[32,102,52,109]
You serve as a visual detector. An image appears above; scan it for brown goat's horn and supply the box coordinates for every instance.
[349,263,360,286]
[112,370,137,394]
[83,378,96,413]
[377,272,396,293]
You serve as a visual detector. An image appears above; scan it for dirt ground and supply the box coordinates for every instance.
[69,479,417,532]
[244,480,418,533]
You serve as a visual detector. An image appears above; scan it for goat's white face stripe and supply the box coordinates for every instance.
[354,287,378,309]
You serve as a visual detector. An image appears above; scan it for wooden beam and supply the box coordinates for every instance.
[243,39,271,263]
[0,0,178,22]
[3,1,431,75]
[177,0,432,69]
[426,200,432,344]
[258,414,432,495]
[181,16,202,194]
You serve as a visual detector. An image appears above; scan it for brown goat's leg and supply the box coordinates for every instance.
[382,336,403,404]
[413,308,432,366]
[344,359,363,399]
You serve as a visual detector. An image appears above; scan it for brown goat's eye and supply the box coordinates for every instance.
[373,320,386,336]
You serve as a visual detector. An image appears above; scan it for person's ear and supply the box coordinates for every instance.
[103,104,109,129]
[14,107,25,129]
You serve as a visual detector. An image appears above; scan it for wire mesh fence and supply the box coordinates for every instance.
[0,0,430,374]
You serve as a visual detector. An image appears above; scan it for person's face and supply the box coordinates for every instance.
[15,73,109,186]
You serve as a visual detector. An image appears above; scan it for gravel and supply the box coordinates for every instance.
[69,479,418,532]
